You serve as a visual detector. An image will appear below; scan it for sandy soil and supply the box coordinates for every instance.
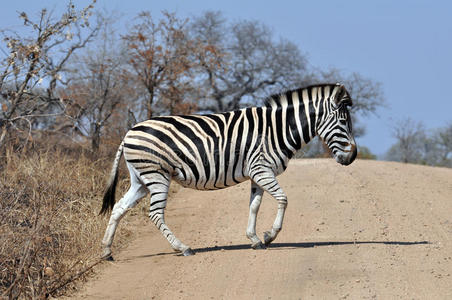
[69,159,452,299]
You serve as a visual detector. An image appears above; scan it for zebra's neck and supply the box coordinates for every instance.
[264,89,321,159]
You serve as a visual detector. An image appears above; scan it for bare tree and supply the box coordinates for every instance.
[386,118,426,163]
[62,13,132,152]
[385,120,452,167]
[0,1,98,149]
[432,123,452,167]
[123,11,220,119]
[190,11,310,112]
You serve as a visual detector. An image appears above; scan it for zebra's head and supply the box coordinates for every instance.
[317,83,357,166]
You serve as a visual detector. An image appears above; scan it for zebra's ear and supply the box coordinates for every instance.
[332,84,345,105]
[333,83,352,106]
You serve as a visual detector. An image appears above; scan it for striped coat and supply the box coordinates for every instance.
[100,83,357,258]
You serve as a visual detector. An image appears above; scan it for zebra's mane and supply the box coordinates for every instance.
[264,83,339,108]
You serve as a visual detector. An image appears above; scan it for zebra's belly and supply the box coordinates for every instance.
[172,170,250,191]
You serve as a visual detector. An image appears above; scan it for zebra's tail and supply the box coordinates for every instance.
[99,141,125,215]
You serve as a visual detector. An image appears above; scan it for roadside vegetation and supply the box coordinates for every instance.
[0,144,137,298]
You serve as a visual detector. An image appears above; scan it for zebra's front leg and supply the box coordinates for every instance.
[263,194,287,246]
[246,182,265,249]
[251,171,288,246]
[147,179,194,256]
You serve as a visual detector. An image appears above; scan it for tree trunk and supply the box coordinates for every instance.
[147,90,155,119]
[0,125,6,148]
[91,123,100,153]
[0,125,6,162]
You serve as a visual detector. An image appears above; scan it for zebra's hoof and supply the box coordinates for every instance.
[182,248,195,256]
[101,248,114,261]
[251,241,266,250]
[263,231,273,245]
[101,254,114,261]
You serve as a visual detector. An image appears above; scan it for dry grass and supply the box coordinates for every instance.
[0,146,141,299]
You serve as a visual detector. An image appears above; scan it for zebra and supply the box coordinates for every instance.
[100,83,357,259]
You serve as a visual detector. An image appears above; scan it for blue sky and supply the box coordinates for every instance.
[1,0,451,156]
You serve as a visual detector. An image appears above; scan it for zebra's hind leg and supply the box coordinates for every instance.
[246,181,265,249]
[146,173,194,256]
[101,165,148,260]
[251,170,288,246]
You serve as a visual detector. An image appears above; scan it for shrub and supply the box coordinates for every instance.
[0,147,133,299]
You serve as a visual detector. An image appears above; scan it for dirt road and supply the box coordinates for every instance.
[71,159,452,299]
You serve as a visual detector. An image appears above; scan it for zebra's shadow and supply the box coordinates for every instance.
[194,240,429,253]
[135,240,429,258]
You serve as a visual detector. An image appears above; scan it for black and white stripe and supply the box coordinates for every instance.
[100,83,357,258]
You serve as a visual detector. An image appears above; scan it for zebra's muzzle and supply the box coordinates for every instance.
[335,144,357,166]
